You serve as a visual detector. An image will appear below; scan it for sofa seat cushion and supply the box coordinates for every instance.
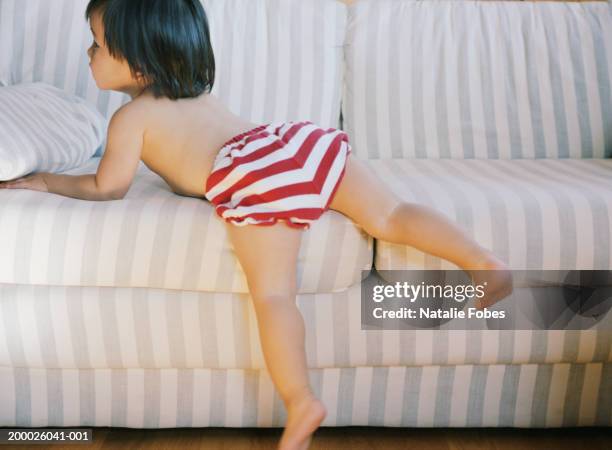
[0,282,609,370]
[0,157,372,293]
[368,158,612,271]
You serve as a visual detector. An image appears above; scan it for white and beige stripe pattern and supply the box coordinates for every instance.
[0,0,128,121]
[343,1,612,159]
[0,158,373,293]
[0,83,105,180]
[369,158,612,271]
[1,282,609,370]
[2,0,611,431]
[0,0,347,156]
[0,363,609,427]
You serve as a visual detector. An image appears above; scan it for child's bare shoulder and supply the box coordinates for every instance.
[105,99,151,142]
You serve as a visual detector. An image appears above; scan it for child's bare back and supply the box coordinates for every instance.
[124,91,259,199]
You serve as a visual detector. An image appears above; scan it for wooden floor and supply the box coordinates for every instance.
[3,427,610,449]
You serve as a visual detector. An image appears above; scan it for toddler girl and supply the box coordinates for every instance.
[0,1,513,449]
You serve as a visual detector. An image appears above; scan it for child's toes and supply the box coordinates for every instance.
[475,269,514,309]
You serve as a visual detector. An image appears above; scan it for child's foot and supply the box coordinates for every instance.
[467,253,514,309]
[278,392,327,450]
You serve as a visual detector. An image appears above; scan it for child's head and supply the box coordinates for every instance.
[85,0,215,100]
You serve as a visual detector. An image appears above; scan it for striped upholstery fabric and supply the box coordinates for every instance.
[0,0,129,120]
[0,83,105,180]
[0,158,372,292]
[1,282,609,370]
[2,0,611,431]
[343,1,612,159]
[369,158,612,271]
[0,0,347,128]
[204,0,346,130]
[1,363,610,427]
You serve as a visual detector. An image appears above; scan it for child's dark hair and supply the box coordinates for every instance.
[85,0,215,100]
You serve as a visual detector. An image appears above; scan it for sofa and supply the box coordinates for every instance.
[0,0,610,429]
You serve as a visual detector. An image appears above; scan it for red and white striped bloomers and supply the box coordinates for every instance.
[204,121,352,230]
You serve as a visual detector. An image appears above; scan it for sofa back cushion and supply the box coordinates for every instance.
[0,0,129,120]
[343,1,612,159]
[0,0,347,152]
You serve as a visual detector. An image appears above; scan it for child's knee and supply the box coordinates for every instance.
[249,291,297,308]
[368,200,407,238]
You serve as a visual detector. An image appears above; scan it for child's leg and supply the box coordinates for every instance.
[329,154,513,307]
[224,222,326,450]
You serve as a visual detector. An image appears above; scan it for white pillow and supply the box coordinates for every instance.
[0,82,105,181]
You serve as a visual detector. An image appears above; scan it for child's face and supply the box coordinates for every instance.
[87,11,147,97]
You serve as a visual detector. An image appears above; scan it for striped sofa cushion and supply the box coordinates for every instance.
[343,1,612,159]
[0,157,372,293]
[0,0,129,120]
[1,282,609,370]
[368,158,612,271]
[0,0,347,145]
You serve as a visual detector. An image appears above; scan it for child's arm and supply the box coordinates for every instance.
[44,104,144,201]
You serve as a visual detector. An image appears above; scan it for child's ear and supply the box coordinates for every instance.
[135,71,150,85]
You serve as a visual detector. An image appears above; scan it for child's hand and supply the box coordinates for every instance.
[0,173,49,192]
